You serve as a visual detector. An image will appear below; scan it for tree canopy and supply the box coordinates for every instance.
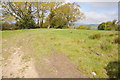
[1,2,84,29]
[98,20,120,31]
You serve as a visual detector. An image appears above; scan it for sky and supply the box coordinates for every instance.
[0,0,118,25]
[73,2,118,24]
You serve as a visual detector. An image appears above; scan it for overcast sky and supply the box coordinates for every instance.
[73,2,118,24]
[77,2,118,24]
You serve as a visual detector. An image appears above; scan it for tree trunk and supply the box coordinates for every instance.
[37,17,40,28]
[48,25,50,29]
[38,18,41,28]
[40,10,44,28]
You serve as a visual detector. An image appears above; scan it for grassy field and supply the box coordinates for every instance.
[2,29,118,78]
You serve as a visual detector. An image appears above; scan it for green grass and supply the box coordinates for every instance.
[2,29,118,78]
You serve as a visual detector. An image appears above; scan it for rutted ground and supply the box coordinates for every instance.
[3,46,39,78]
[2,46,86,78]
[35,53,86,78]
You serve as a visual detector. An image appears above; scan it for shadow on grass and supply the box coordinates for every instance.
[105,61,120,79]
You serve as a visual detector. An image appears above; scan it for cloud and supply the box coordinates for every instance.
[74,2,118,24]
[87,2,118,11]
[76,11,118,24]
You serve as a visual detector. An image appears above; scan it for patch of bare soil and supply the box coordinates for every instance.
[35,53,87,78]
[2,46,87,78]
[2,46,39,78]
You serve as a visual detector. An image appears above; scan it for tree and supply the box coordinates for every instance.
[111,19,119,30]
[46,2,63,29]
[2,2,35,29]
[1,2,84,29]
[46,2,84,29]
[104,21,112,30]
[51,14,68,28]
[98,20,119,31]
[98,22,105,30]
[34,2,49,28]
[2,21,9,28]
[56,3,84,27]
[16,16,35,29]
[117,20,120,31]
[98,22,112,30]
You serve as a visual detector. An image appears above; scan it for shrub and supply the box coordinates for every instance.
[51,15,67,29]
[89,33,102,39]
[98,22,105,30]
[77,25,88,29]
[105,61,120,78]
[16,18,35,29]
[100,41,112,51]
[2,26,19,30]
[104,33,118,37]
[108,33,115,36]
[114,37,120,44]
[42,22,49,28]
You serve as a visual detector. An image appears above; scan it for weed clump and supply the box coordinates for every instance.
[106,33,118,37]
[100,41,112,51]
[89,33,102,39]
[114,37,120,44]
[108,33,115,36]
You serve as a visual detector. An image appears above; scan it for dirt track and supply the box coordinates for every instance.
[2,46,86,78]
[3,46,39,78]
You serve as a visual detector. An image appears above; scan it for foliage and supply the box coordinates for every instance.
[89,33,102,39]
[51,15,68,29]
[34,2,50,28]
[16,16,35,29]
[45,3,84,29]
[42,21,49,28]
[77,25,91,30]
[105,61,120,78]
[2,2,36,29]
[98,23,105,30]
[2,22,19,30]
[98,20,119,31]
[114,37,120,44]
[2,26,19,30]
[77,25,87,29]
[2,2,84,29]
[87,26,92,30]
[2,22,9,28]
[100,41,112,51]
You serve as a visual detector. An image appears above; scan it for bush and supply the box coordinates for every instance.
[77,25,88,29]
[51,15,68,29]
[62,25,68,29]
[100,41,112,51]
[2,22,20,30]
[98,23,105,30]
[114,37,120,44]
[108,33,115,36]
[2,26,19,30]
[89,33,102,39]
[42,22,49,28]
[16,18,35,29]
[105,61,120,78]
